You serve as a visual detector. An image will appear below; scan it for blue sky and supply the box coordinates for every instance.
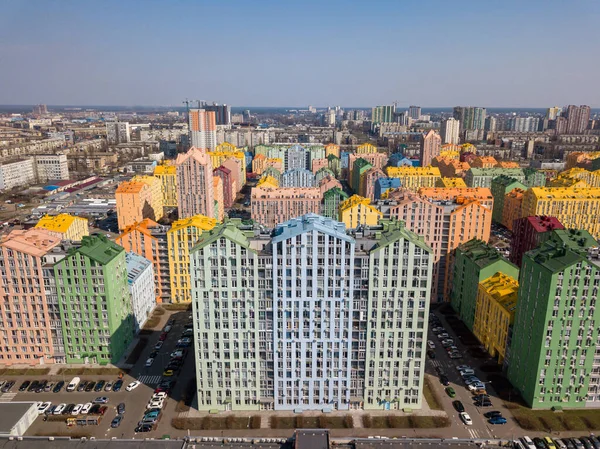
[1,0,599,107]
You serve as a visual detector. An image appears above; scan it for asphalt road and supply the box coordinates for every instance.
[14,310,196,439]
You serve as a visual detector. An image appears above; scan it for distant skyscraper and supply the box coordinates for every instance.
[371,105,396,124]
[188,109,217,150]
[564,105,591,134]
[175,147,215,219]
[204,103,231,126]
[325,108,336,126]
[32,104,48,115]
[106,121,131,145]
[484,116,497,132]
[419,130,442,167]
[440,118,460,144]
[546,106,562,120]
[453,106,486,131]
[408,105,422,120]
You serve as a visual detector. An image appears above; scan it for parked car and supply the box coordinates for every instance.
[63,404,75,415]
[111,415,123,428]
[53,381,65,393]
[489,416,507,425]
[149,351,158,358]
[456,365,472,371]
[468,382,486,391]
[104,381,113,392]
[159,333,168,341]
[445,387,456,398]
[135,423,154,433]
[71,404,83,415]
[85,381,96,392]
[449,352,463,359]
[2,381,15,393]
[117,402,126,415]
[77,381,88,392]
[460,412,472,425]
[163,325,172,333]
[440,375,450,386]
[27,381,39,392]
[89,404,101,415]
[126,381,141,391]
[453,400,465,412]
[53,403,66,415]
[37,402,52,414]
[19,381,31,392]
[154,341,164,350]
[93,397,109,404]
[427,350,436,359]
[81,403,93,414]
[44,382,55,392]
[113,380,123,392]
[427,340,435,350]
[94,380,105,392]
[145,358,154,367]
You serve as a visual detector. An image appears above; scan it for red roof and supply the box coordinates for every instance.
[526,215,564,233]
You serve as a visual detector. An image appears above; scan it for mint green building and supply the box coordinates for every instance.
[465,167,525,188]
[523,168,547,188]
[54,235,134,365]
[322,187,348,219]
[490,175,527,223]
[327,154,341,177]
[351,158,372,194]
[450,239,519,331]
[508,229,600,409]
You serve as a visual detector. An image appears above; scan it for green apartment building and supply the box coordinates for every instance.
[508,229,600,409]
[351,158,372,194]
[465,167,525,188]
[490,175,527,223]
[523,168,547,188]
[450,239,519,331]
[54,235,134,365]
[322,187,349,219]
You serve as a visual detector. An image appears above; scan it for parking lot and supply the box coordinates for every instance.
[0,310,197,439]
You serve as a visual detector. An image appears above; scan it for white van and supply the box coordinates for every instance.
[521,437,536,449]
[66,377,80,392]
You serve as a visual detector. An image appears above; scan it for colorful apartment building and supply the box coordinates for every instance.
[436,177,467,188]
[548,168,600,188]
[338,195,382,229]
[153,162,177,207]
[417,187,494,210]
[419,130,442,167]
[510,216,564,266]
[252,154,283,175]
[490,175,527,223]
[315,167,336,184]
[115,180,153,230]
[167,215,217,303]
[176,147,215,219]
[523,168,547,188]
[501,188,526,230]
[322,187,348,219]
[374,177,401,199]
[385,166,442,192]
[130,175,164,222]
[356,142,377,154]
[53,235,134,365]
[311,158,328,174]
[209,142,247,182]
[250,187,322,229]
[508,230,600,409]
[496,161,520,169]
[0,229,62,365]
[450,239,519,331]
[324,143,340,158]
[361,167,386,200]
[473,272,519,364]
[256,175,279,189]
[222,157,244,193]
[213,166,236,208]
[465,167,525,188]
[432,157,471,178]
[318,175,342,196]
[115,219,170,301]
[125,252,156,332]
[471,156,498,168]
[327,153,341,177]
[350,158,372,194]
[521,187,600,239]
[35,213,89,241]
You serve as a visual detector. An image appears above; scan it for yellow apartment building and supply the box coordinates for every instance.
[338,195,382,229]
[153,163,178,207]
[35,213,89,241]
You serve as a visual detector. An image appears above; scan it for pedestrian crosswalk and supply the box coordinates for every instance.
[136,375,162,385]
[467,428,482,439]
[0,393,17,402]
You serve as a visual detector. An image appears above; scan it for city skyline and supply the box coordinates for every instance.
[1,1,600,107]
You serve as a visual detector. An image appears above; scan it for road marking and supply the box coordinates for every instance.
[137,375,162,385]
[468,428,480,438]
[0,393,17,402]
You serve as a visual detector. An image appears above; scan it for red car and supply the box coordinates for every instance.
[159,333,168,341]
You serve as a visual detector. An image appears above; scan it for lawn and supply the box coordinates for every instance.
[508,404,600,431]
[56,367,125,375]
[172,416,261,430]
[270,415,353,429]
[362,414,449,428]
[0,367,50,376]
[423,377,444,411]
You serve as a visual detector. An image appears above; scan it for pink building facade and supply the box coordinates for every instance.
[222,157,243,193]
[214,166,236,208]
[361,167,386,200]
[176,147,215,219]
[251,187,322,228]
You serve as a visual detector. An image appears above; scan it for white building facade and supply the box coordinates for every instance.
[34,154,69,182]
[125,252,156,332]
[0,158,36,190]
[440,118,460,145]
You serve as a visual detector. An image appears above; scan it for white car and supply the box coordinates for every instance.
[145,358,154,367]
[71,404,83,415]
[126,381,141,392]
[456,365,471,371]
[53,403,66,415]
[81,402,93,414]
[152,392,168,400]
[146,399,165,409]
[468,383,486,391]
[37,402,52,414]
[427,340,435,350]
[163,325,172,333]
[464,378,481,385]
[460,369,475,376]
[460,412,473,425]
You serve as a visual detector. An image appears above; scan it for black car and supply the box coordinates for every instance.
[117,402,125,415]
[440,375,450,386]
[85,381,96,392]
[484,411,502,419]
[63,404,75,415]
[94,380,105,392]
[53,381,65,393]
[111,415,123,428]
[35,381,47,393]
[427,349,435,359]
[167,319,175,326]
[27,380,39,392]
[589,437,600,449]
[135,424,154,433]
[2,381,15,393]
[77,381,88,392]
[453,400,465,412]
[18,381,30,392]
[533,438,547,449]
[113,380,123,392]
[89,404,101,415]
[149,351,158,359]
[580,438,595,449]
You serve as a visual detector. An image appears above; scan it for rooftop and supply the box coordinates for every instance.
[469,167,524,176]
[0,402,36,434]
[1,229,61,257]
[528,187,600,200]
[296,429,329,449]
[115,181,145,194]
[526,216,564,233]
[480,272,519,313]
[73,234,124,265]
[35,214,85,234]
[528,229,599,272]
[125,252,152,284]
[169,215,218,233]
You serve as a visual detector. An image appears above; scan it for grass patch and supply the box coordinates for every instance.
[56,367,125,376]
[154,307,165,316]
[143,316,161,330]
[0,367,50,376]
[509,404,600,431]
[34,430,91,438]
[362,414,449,429]
[172,416,258,430]
[270,416,296,429]
[423,377,444,411]
[125,338,148,365]
[163,303,192,311]
[269,415,353,429]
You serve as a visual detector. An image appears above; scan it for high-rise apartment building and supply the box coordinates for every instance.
[106,121,131,145]
[0,158,36,190]
[510,216,564,266]
[0,229,62,365]
[508,230,600,408]
[546,106,562,120]
[338,195,382,229]
[440,118,460,145]
[453,107,486,131]
[153,163,178,207]
[204,103,232,126]
[408,106,421,120]
[131,175,164,222]
[371,105,396,124]
[188,109,217,150]
[419,130,442,167]
[125,252,156,332]
[115,180,154,231]
[490,176,527,223]
[385,167,441,192]
[176,147,215,219]
[564,105,591,134]
[53,235,134,365]
[190,215,432,411]
[251,187,322,228]
[35,214,89,241]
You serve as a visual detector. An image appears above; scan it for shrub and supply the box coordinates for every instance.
[250,415,262,429]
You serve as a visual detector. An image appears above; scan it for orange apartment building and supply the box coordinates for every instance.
[0,229,62,365]
[251,186,322,228]
[115,218,170,301]
[115,180,154,231]
[501,188,525,230]
[213,176,224,221]
[471,156,498,168]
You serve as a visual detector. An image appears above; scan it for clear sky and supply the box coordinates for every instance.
[1,0,599,107]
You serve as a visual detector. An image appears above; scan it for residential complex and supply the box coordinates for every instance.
[385,166,442,192]
[125,252,156,332]
[34,214,89,241]
[188,109,217,150]
[115,180,155,230]
[153,162,178,207]
[338,195,382,229]
[510,216,564,266]
[419,130,441,167]
[250,187,322,229]
[190,215,432,411]
[176,147,215,219]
